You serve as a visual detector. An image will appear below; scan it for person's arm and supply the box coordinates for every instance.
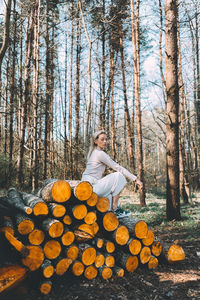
[98,151,134,179]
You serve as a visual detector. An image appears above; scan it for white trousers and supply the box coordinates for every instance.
[92,172,127,209]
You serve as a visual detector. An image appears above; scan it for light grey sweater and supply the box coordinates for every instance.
[81,148,137,184]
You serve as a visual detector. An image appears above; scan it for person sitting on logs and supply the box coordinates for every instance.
[81,130,143,218]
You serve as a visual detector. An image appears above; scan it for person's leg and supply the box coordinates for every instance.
[93,172,127,210]
[112,193,120,211]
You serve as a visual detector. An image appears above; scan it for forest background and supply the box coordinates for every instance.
[0,0,199,221]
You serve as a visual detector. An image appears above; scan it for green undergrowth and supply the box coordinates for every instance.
[121,190,200,243]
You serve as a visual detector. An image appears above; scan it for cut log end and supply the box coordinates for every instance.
[135,220,148,239]
[99,266,113,280]
[39,281,52,295]
[61,230,75,246]
[28,229,45,246]
[22,246,44,271]
[74,181,93,201]
[48,220,64,238]
[95,253,105,268]
[43,240,61,260]
[128,238,142,255]
[81,247,96,266]
[65,245,79,261]
[140,246,151,264]
[142,230,154,246]
[51,180,71,203]
[73,204,87,220]
[103,212,119,232]
[96,197,110,213]
[55,258,72,275]
[63,215,72,225]
[166,244,186,263]
[17,220,34,235]
[126,256,139,272]
[43,265,54,279]
[152,241,163,257]
[72,261,84,276]
[115,225,130,245]
[84,265,98,280]
[105,241,115,253]
[84,211,97,225]
[33,202,48,216]
[148,256,159,269]
[86,192,98,207]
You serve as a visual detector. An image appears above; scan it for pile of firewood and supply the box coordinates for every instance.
[0,179,185,295]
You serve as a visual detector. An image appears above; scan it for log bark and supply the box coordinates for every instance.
[7,188,32,215]
[21,192,48,216]
[0,216,14,235]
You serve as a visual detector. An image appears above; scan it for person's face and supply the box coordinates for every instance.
[95,133,108,150]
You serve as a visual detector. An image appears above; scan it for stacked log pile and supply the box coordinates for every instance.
[0,180,185,295]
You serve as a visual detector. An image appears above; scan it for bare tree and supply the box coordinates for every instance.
[165,0,181,220]
[130,0,146,206]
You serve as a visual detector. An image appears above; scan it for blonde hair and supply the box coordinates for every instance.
[87,130,106,160]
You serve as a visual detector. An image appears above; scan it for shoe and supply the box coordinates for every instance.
[114,207,131,218]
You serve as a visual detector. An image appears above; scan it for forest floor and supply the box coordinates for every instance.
[1,188,200,300]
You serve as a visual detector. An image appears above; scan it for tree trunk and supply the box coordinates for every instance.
[32,0,40,190]
[17,9,34,186]
[69,4,74,178]
[177,12,189,204]
[165,0,181,220]
[119,22,135,175]
[130,0,146,206]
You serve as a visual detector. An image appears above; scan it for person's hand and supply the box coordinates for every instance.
[135,178,143,190]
